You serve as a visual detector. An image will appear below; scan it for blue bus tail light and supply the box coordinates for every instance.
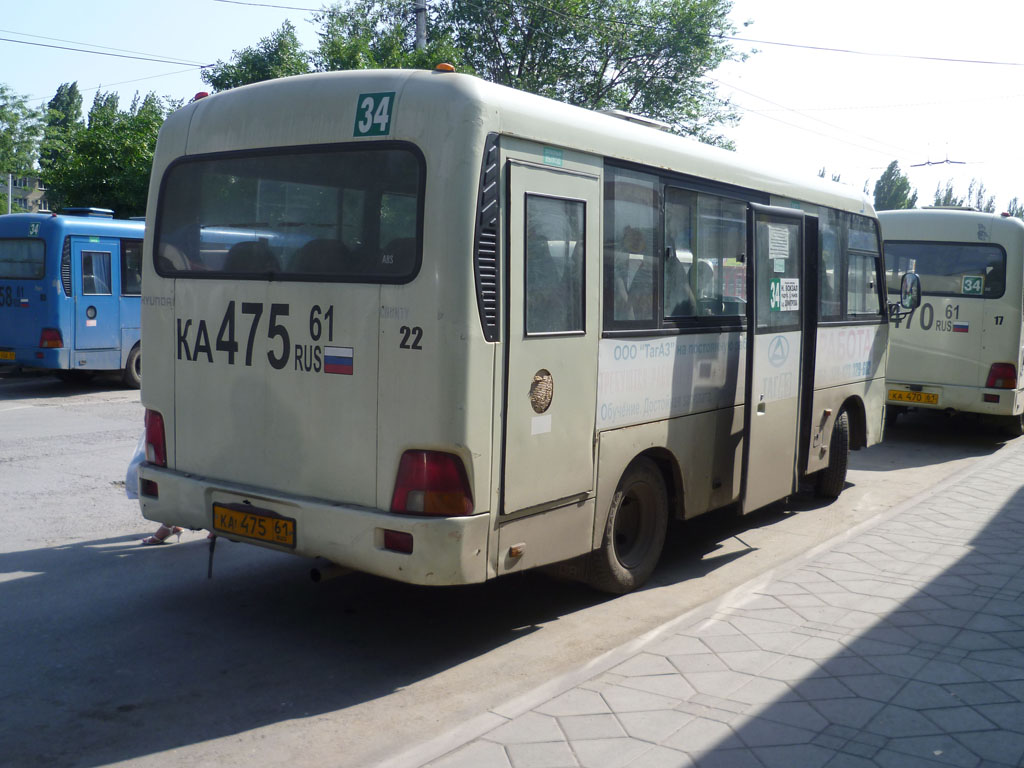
[39,328,63,348]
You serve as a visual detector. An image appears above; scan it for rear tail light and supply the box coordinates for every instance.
[39,328,63,348]
[986,363,1017,389]
[144,409,167,467]
[390,450,473,516]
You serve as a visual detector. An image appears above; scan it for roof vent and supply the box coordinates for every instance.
[599,109,673,132]
[61,207,115,218]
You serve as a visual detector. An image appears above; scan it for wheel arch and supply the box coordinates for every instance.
[841,395,867,450]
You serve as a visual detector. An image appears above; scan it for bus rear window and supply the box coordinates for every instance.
[0,239,44,279]
[884,241,1006,298]
[154,145,423,282]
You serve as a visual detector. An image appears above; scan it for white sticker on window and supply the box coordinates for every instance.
[774,258,786,273]
[780,278,800,311]
[768,225,790,260]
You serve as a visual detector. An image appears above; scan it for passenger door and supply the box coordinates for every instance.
[743,205,805,513]
[503,162,600,513]
[72,237,120,350]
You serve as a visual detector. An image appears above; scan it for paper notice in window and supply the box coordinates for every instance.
[768,225,790,260]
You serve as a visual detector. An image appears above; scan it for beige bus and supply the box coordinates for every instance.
[880,207,1024,435]
[138,68,899,593]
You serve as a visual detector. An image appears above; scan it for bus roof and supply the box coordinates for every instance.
[166,69,874,218]
[0,212,145,238]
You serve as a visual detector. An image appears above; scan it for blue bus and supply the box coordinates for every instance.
[0,208,144,387]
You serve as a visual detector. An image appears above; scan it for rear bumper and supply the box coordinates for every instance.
[0,347,69,370]
[886,380,1023,416]
[137,464,491,586]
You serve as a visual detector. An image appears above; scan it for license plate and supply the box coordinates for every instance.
[888,389,939,405]
[212,503,296,548]
[0,351,14,361]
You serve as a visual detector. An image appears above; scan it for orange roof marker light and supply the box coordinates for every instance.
[435,63,455,72]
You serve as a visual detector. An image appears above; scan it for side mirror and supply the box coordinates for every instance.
[900,272,921,310]
[889,272,921,321]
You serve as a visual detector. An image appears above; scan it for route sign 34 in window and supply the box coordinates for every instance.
[769,277,800,311]
[961,275,984,296]
[353,92,395,137]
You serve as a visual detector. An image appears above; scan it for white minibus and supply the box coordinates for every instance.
[880,208,1024,434]
[138,68,901,593]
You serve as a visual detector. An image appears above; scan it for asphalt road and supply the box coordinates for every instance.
[0,372,1012,768]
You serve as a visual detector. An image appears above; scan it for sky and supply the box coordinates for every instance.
[4,0,1024,209]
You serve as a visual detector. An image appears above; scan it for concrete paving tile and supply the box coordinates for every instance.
[761,654,827,682]
[616,710,694,743]
[991,678,1024,701]
[943,681,1016,706]
[969,649,1024,669]
[600,685,682,714]
[821,754,878,768]
[863,653,929,679]
[537,689,612,717]
[847,637,916,657]
[506,741,578,768]
[427,740,513,768]
[885,734,982,768]
[745,631,820,655]
[732,594,787,610]
[683,670,756,698]
[865,704,945,738]
[620,745,694,768]
[920,705,997,733]
[948,629,1010,652]
[791,636,855,661]
[919,608,976,629]
[973,702,1024,732]
[487,713,565,745]
[689,748,764,768]
[727,616,799,636]
[961,658,1024,684]
[683,695,749,718]
[611,654,680,678]
[646,635,707,657]
[666,654,729,675]
[558,714,625,741]
[732,716,818,747]
[729,676,797,705]
[619,674,696,701]
[794,677,857,701]
[838,673,907,703]
[717,649,785,675]
[808,697,885,730]
[900,624,963,646]
[816,656,879,677]
[954,729,1024,765]
[914,659,983,686]
[662,717,742,753]
[892,681,965,711]
[690,619,741,636]
[755,700,830,732]
[870,746,956,767]
[749,743,835,768]
[570,737,651,768]
[967,614,1024,633]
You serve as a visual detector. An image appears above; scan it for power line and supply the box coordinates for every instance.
[0,28,208,67]
[0,35,212,67]
[212,0,322,10]
[724,35,1024,67]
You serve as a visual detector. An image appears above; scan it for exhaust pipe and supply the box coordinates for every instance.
[310,563,352,583]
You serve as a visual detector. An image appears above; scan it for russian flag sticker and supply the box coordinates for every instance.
[953,322,969,333]
[324,346,354,375]
[18,298,29,308]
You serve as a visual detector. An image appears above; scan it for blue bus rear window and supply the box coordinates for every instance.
[0,239,44,279]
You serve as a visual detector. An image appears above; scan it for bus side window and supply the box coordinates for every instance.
[525,194,584,335]
[121,240,143,296]
[82,251,112,295]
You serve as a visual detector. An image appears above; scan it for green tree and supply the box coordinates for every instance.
[1006,197,1024,219]
[872,160,917,211]
[0,84,42,213]
[934,178,994,212]
[202,21,311,92]
[38,82,84,210]
[818,167,841,182]
[40,91,175,218]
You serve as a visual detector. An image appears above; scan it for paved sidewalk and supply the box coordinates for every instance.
[385,440,1024,768]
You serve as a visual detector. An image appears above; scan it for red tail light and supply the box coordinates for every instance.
[986,363,1017,389]
[144,409,167,467]
[390,450,473,516]
[39,328,63,348]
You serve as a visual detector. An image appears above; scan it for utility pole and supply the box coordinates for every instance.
[415,0,426,51]
[6,174,11,215]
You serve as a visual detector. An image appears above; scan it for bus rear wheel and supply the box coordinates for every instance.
[122,344,141,389]
[1000,414,1024,438]
[587,458,668,594]
[815,410,849,499]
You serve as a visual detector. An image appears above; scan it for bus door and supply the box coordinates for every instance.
[503,162,600,513]
[72,237,120,350]
[742,205,806,513]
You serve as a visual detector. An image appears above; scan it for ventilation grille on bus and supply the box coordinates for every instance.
[474,132,501,342]
[61,236,72,296]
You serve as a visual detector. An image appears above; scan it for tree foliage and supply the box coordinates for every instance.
[39,82,83,182]
[872,161,917,211]
[933,178,995,212]
[0,84,42,212]
[40,91,177,218]
[202,21,312,92]
[203,0,742,148]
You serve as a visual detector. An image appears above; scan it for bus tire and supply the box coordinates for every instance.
[587,458,668,594]
[122,344,141,389]
[815,410,849,499]
[1000,414,1024,438]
